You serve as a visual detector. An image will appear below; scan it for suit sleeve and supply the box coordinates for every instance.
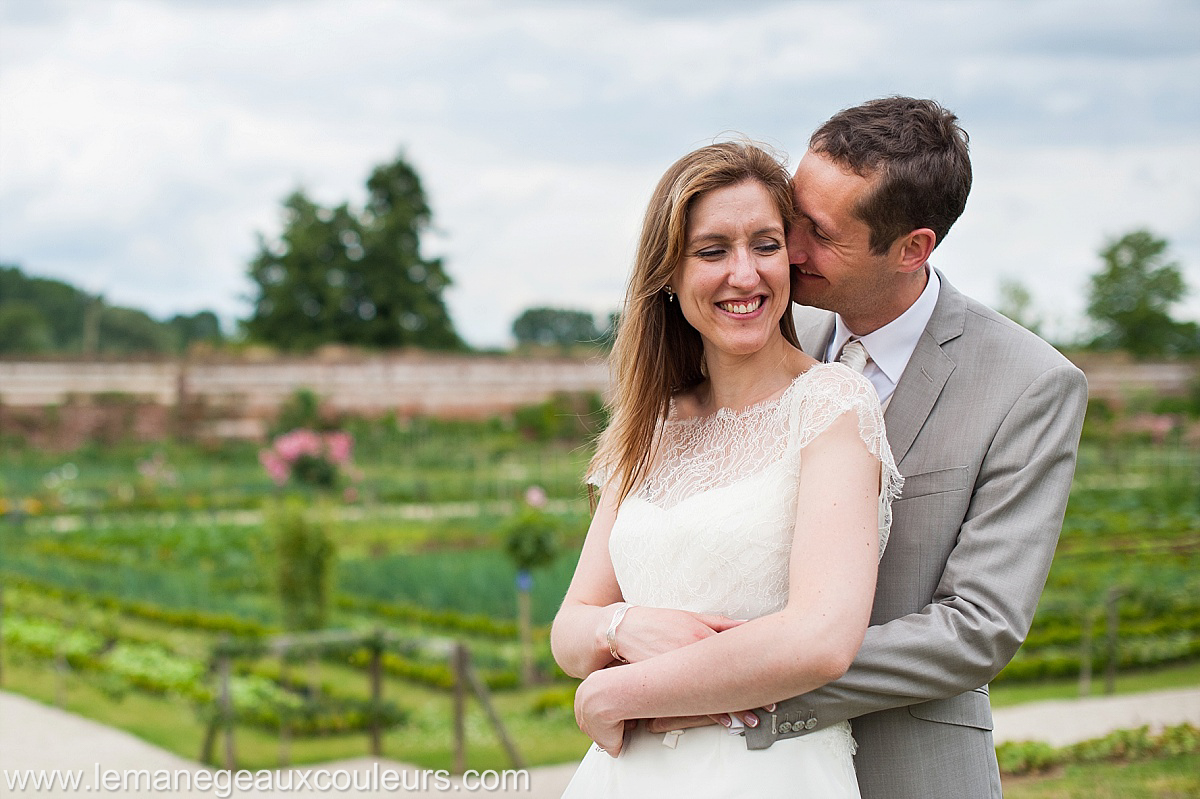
[747,361,1088,745]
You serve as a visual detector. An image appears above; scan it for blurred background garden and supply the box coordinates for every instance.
[3,214,1199,785]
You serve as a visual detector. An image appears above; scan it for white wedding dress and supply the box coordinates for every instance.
[561,363,901,798]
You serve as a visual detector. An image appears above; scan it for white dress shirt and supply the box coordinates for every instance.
[824,266,941,406]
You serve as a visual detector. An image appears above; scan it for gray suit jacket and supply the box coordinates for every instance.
[743,273,1088,799]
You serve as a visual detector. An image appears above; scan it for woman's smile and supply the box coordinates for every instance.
[716,295,766,316]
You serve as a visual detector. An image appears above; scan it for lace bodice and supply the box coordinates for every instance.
[599,363,901,621]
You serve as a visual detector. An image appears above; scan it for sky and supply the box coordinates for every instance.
[2,0,1198,349]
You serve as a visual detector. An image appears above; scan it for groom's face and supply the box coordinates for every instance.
[787,150,900,334]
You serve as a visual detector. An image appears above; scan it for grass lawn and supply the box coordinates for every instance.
[990,661,1200,707]
[1002,754,1200,798]
[1,653,590,772]
[7,652,1197,770]
[4,654,1196,798]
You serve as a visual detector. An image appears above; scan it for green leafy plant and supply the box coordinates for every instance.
[502,487,559,685]
[271,500,335,632]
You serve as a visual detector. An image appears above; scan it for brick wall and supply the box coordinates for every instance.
[0,351,1194,449]
[0,352,610,446]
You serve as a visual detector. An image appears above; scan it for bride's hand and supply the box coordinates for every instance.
[645,703,776,735]
[574,670,631,757]
[612,607,744,663]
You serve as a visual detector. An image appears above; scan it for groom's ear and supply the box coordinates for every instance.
[894,228,936,274]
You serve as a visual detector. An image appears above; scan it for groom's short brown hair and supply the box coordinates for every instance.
[811,96,972,255]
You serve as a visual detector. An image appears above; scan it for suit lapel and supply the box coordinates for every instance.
[792,272,966,467]
[795,309,836,361]
[883,272,965,466]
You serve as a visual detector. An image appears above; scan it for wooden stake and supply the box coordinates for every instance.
[453,642,468,774]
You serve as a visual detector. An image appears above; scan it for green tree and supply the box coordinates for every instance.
[0,264,224,355]
[0,264,90,351]
[271,388,326,437]
[602,311,620,346]
[996,277,1042,336]
[244,154,462,351]
[96,306,174,354]
[1086,230,1198,356]
[503,492,558,685]
[0,304,54,354]
[512,307,602,351]
[272,500,336,632]
[167,311,224,353]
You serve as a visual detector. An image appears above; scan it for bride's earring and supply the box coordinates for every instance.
[664,286,676,303]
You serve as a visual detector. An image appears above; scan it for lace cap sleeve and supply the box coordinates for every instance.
[786,364,903,554]
[585,464,608,490]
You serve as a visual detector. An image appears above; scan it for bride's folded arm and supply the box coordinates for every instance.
[574,411,883,754]
[551,488,747,678]
[550,488,626,678]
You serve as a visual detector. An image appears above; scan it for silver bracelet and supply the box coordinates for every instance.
[606,603,633,663]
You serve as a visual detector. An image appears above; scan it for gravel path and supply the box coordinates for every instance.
[3,688,1197,797]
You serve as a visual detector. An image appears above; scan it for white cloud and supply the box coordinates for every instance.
[1,0,1198,347]
[937,140,1200,339]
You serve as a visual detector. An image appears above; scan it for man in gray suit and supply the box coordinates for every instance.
[755,97,1086,797]
[652,97,1088,797]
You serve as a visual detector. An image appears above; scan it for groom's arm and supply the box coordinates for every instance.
[743,361,1087,749]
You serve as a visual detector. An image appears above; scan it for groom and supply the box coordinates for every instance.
[654,97,1088,798]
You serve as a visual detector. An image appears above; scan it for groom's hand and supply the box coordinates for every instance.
[575,668,635,757]
[645,703,775,735]
[614,608,744,663]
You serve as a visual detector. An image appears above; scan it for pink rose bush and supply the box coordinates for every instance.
[523,484,548,509]
[260,429,355,492]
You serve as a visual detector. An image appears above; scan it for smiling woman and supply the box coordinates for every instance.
[585,141,805,505]
[549,140,898,798]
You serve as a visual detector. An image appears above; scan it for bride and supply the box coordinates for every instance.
[550,140,901,797]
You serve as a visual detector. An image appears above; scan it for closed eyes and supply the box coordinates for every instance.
[695,240,783,259]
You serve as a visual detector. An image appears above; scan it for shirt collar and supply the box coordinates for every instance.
[826,266,941,387]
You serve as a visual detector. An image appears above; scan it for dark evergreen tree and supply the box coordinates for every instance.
[244,154,462,351]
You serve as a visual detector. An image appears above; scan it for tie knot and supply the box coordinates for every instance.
[837,339,868,374]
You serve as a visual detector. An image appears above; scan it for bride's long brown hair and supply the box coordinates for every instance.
[590,140,799,505]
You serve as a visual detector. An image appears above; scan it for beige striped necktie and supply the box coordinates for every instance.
[837,339,868,374]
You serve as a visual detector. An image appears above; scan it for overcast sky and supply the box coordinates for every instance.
[2,0,1198,348]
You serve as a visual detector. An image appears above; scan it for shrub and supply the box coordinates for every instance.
[996,724,1200,776]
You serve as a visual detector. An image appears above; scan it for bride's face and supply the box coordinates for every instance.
[672,180,790,359]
